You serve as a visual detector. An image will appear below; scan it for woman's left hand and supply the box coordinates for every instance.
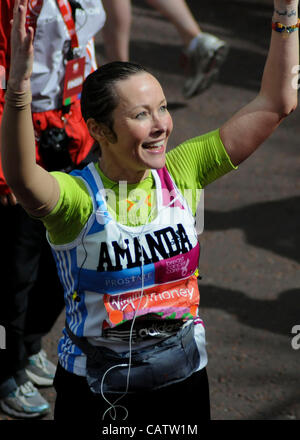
[8,0,34,91]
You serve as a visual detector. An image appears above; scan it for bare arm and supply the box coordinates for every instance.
[220,0,299,165]
[1,0,59,216]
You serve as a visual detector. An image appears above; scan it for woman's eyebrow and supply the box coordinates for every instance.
[130,99,167,111]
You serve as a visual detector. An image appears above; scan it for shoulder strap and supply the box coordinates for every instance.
[56,0,79,49]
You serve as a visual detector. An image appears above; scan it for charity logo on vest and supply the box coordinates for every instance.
[97,223,193,272]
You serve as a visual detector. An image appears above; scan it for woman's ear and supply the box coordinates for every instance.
[86,118,103,141]
[86,119,117,144]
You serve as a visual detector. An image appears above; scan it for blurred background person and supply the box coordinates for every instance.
[101,0,229,98]
[0,0,106,419]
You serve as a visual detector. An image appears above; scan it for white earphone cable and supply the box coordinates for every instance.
[101,193,181,420]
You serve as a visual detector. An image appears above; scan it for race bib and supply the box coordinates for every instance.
[103,275,200,328]
[63,57,85,106]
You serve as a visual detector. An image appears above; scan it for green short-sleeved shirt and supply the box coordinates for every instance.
[43,129,236,245]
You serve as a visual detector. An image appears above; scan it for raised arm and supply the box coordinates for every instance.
[0,0,59,216]
[220,0,299,165]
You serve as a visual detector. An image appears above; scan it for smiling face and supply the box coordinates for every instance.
[97,72,173,183]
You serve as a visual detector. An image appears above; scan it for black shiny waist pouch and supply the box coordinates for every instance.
[39,127,74,172]
[65,321,200,394]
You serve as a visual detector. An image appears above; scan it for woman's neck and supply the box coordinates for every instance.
[97,159,150,184]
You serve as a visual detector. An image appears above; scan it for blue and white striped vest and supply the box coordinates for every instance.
[49,163,207,376]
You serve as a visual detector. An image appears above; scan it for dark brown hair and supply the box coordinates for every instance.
[81,61,149,134]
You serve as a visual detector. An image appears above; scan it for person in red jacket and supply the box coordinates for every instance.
[0,0,106,419]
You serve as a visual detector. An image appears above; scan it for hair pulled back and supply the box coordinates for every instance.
[81,61,149,132]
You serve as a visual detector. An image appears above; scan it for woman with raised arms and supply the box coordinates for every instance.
[1,0,298,427]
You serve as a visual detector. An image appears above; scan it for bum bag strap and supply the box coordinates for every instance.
[65,319,195,362]
[64,322,117,362]
[65,322,92,354]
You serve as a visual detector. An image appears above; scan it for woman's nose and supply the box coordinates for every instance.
[151,114,166,134]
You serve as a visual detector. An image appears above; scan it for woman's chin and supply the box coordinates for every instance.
[141,151,166,170]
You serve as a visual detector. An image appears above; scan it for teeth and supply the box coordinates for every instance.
[143,140,164,148]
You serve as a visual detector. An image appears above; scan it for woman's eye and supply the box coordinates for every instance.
[136,111,148,119]
[160,105,168,112]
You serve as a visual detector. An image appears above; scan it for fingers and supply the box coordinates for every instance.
[12,0,28,33]
[12,0,34,48]
[13,0,20,15]
[10,0,34,62]
[24,26,34,50]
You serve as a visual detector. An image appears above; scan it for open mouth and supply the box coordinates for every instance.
[142,140,165,150]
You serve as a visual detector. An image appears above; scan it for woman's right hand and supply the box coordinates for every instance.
[8,0,34,92]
